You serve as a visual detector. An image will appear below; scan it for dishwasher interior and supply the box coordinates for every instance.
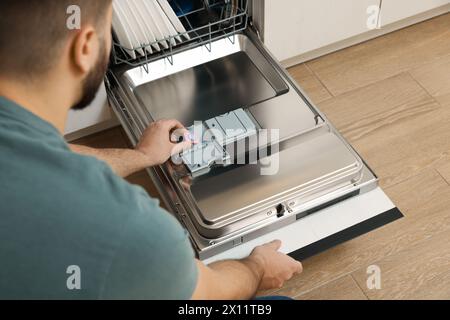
[105,0,381,260]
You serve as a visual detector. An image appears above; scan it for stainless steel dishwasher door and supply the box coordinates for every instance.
[184,132,363,239]
[105,30,377,259]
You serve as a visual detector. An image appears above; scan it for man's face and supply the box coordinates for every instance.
[71,7,113,111]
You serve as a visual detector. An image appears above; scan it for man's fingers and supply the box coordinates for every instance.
[172,140,193,155]
[159,120,194,145]
[170,128,190,143]
[160,119,185,131]
[265,240,282,251]
[292,260,303,274]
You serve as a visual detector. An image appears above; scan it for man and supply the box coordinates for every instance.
[0,0,302,299]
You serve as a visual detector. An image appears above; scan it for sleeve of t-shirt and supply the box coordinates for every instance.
[100,188,198,300]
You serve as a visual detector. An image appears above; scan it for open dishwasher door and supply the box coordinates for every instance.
[105,0,403,261]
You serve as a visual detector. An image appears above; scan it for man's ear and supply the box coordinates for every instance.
[71,26,99,75]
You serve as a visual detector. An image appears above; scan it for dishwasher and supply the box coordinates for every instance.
[105,0,403,263]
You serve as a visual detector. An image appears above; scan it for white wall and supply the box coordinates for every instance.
[380,0,450,26]
[264,0,381,62]
[263,0,450,63]
[64,84,113,135]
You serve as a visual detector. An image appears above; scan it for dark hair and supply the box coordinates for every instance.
[0,0,112,78]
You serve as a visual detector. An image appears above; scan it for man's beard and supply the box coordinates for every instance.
[71,42,109,111]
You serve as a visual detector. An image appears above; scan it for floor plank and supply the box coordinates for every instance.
[317,73,450,188]
[437,162,450,185]
[307,14,450,96]
[272,169,450,297]
[72,126,127,149]
[295,276,367,300]
[352,229,450,300]
[287,63,332,103]
[410,53,450,107]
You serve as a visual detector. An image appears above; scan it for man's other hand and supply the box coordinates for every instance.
[192,240,303,300]
[247,240,303,291]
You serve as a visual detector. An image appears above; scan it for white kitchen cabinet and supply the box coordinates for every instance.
[263,0,381,62]
[380,0,449,26]
[263,0,450,64]
[64,84,114,137]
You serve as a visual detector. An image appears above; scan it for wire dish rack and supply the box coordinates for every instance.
[111,0,249,71]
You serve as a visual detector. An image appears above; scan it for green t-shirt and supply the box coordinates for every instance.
[0,97,198,300]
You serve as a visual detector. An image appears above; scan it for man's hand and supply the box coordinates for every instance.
[70,119,192,178]
[246,240,303,291]
[136,119,192,167]
[192,240,303,300]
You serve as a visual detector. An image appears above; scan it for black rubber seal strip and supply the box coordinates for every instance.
[289,207,404,261]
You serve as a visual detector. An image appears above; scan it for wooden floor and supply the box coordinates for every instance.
[76,14,450,300]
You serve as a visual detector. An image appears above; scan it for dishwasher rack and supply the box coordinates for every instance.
[111,0,249,71]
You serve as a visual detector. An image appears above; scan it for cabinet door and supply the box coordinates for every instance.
[64,84,112,135]
[380,0,449,26]
[264,0,381,62]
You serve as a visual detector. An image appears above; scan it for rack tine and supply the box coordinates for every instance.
[227,13,237,44]
[167,36,174,65]
[205,23,212,52]
[142,46,149,74]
